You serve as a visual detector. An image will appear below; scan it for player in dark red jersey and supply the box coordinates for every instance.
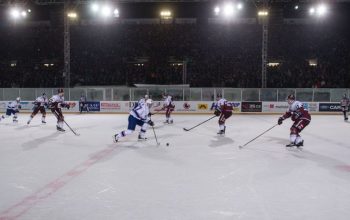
[278,94,311,147]
[162,94,175,124]
[211,94,233,135]
[49,89,70,132]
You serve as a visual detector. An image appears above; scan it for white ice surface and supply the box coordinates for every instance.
[0,114,350,220]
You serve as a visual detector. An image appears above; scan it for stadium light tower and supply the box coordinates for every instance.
[259,0,269,88]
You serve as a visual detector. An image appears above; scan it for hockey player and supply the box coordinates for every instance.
[211,94,233,135]
[49,88,70,132]
[0,97,21,123]
[114,98,154,142]
[79,94,89,113]
[27,93,48,124]
[340,94,349,121]
[278,94,311,147]
[162,94,175,124]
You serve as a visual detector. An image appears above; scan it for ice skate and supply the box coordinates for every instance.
[56,125,65,132]
[113,134,119,143]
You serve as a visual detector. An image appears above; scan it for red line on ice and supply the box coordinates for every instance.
[0,146,118,220]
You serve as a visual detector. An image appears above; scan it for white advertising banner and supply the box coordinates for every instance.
[262,102,289,113]
[100,101,130,112]
[262,102,319,113]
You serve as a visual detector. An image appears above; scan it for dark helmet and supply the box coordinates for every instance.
[42,93,47,98]
[57,88,64,94]
[216,93,223,99]
[287,94,295,100]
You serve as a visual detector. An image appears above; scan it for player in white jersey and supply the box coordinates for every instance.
[162,94,175,124]
[114,98,154,142]
[0,97,21,123]
[340,94,349,121]
[49,89,70,132]
[27,93,49,124]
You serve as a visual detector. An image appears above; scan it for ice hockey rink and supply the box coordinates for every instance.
[0,113,350,220]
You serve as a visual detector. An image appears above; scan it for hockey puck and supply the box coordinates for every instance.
[166,143,169,146]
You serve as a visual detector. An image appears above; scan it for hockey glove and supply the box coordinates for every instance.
[214,110,221,116]
[278,117,284,125]
[148,120,154,127]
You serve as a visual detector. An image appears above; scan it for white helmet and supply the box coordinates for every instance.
[146,99,153,106]
[16,97,21,102]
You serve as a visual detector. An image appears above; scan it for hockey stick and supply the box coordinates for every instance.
[151,125,160,146]
[239,124,278,149]
[62,119,80,136]
[183,115,217,131]
[53,111,80,136]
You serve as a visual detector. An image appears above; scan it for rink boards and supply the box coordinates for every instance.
[0,101,345,114]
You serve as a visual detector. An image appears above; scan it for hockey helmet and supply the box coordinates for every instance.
[146,98,153,106]
[216,93,223,100]
[287,94,295,104]
[16,97,21,102]
[57,88,64,94]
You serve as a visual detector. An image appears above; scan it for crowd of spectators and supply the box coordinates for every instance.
[0,22,349,88]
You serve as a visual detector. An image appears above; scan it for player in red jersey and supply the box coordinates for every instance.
[212,94,233,135]
[278,94,311,147]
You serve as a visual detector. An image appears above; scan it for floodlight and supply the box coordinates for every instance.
[294,5,299,10]
[316,4,327,16]
[223,3,235,17]
[114,9,119,17]
[258,11,268,16]
[237,3,243,10]
[101,5,112,17]
[21,11,27,17]
[160,10,172,19]
[67,12,78,19]
[309,7,315,15]
[214,6,220,15]
[91,3,99,13]
[10,8,20,19]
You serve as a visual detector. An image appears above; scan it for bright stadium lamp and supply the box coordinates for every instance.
[21,11,27,17]
[214,6,220,15]
[316,4,327,16]
[10,8,20,19]
[114,9,119,18]
[91,3,100,13]
[237,3,243,10]
[160,10,172,19]
[101,5,112,17]
[309,7,315,15]
[258,10,268,17]
[67,12,78,19]
[223,3,235,17]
